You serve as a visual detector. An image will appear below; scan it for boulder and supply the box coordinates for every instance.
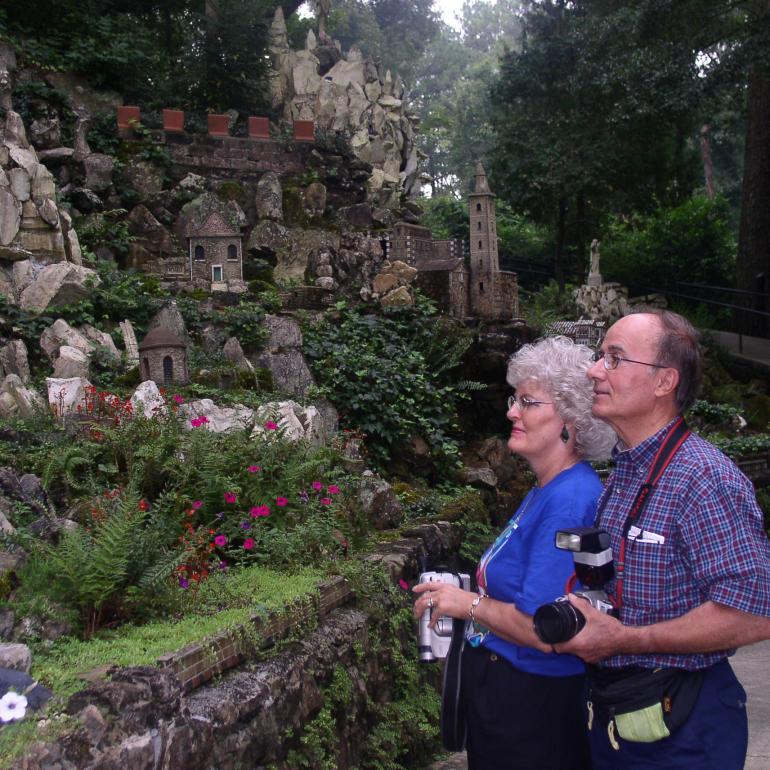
[126,204,175,256]
[80,324,121,361]
[121,158,165,198]
[303,182,327,219]
[262,314,303,350]
[40,318,92,360]
[8,168,30,202]
[0,375,44,418]
[130,381,167,419]
[0,643,31,674]
[255,172,283,221]
[29,116,61,150]
[20,262,100,312]
[69,186,103,213]
[356,476,404,530]
[0,340,30,383]
[222,337,252,371]
[179,399,255,433]
[46,377,92,417]
[252,400,335,445]
[253,350,315,396]
[84,153,114,192]
[52,346,90,379]
[147,302,189,344]
[339,203,372,229]
[0,187,21,246]
[380,285,413,308]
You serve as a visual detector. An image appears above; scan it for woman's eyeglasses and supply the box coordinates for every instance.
[592,350,667,370]
[507,395,553,411]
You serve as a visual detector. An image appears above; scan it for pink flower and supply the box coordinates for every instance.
[320,497,332,506]
[173,394,184,404]
[192,500,203,509]
[190,417,201,427]
[398,579,409,591]
[199,415,209,424]
[214,534,227,547]
[265,420,278,431]
[243,538,255,550]
[224,492,237,504]
[327,485,340,495]
[311,480,323,491]
[276,496,288,507]
[247,465,261,473]
[251,504,270,517]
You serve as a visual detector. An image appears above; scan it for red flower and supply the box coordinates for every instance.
[320,497,332,506]
[243,538,255,550]
[138,499,149,511]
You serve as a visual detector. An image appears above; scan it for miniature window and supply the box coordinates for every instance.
[479,241,483,249]
[227,244,238,260]
[194,244,205,261]
[476,203,482,212]
[480,282,484,293]
[212,265,223,282]
[163,356,173,383]
[477,221,482,230]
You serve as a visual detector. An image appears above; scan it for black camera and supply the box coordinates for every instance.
[533,527,616,644]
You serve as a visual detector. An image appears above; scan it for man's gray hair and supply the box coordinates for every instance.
[507,335,616,461]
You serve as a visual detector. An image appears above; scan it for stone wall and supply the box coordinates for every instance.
[15,523,462,770]
[162,132,305,183]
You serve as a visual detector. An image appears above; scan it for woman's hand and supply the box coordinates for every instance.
[412,581,477,629]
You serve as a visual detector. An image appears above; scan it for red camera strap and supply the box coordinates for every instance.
[599,416,690,610]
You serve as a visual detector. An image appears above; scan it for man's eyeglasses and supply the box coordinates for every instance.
[593,350,667,370]
[508,395,553,411]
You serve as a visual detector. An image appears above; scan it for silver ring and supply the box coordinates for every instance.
[428,596,434,609]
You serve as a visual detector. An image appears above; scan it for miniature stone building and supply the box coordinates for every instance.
[138,327,189,385]
[387,162,519,320]
[185,211,246,293]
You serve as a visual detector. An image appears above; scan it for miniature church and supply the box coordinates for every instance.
[387,162,519,320]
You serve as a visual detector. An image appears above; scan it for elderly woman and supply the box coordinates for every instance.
[414,336,616,770]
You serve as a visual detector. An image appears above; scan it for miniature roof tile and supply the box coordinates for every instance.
[185,211,241,238]
[138,327,187,350]
[417,258,466,272]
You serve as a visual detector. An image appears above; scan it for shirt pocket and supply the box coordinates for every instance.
[624,539,673,609]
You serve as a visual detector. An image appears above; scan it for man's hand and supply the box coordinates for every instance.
[554,593,630,663]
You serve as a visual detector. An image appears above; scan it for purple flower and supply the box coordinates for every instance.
[240,521,251,530]
[178,577,189,589]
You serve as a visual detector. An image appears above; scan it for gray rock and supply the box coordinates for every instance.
[179,399,255,433]
[255,171,283,221]
[130,381,168,419]
[262,314,302,350]
[0,374,44,418]
[122,158,166,198]
[8,167,30,201]
[84,153,114,192]
[460,465,498,488]
[200,325,228,356]
[223,337,252,371]
[0,340,30,383]
[29,162,56,198]
[357,476,404,530]
[253,349,314,396]
[0,609,14,641]
[0,643,31,674]
[69,186,103,212]
[40,318,92,360]
[52,345,90,378]
[303,181,327,218]
[252,400,330,444]
[46,376,92,417]
[35,196,59,227]
[126,203,175,255]
[0,187,21,246]
[29,116,61,149]
[80,323,121,361]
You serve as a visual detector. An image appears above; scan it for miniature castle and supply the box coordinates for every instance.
[387,162,519,320]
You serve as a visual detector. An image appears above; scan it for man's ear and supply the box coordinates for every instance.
[654,367,679,399]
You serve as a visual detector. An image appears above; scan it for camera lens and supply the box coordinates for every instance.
[533,601,586,644]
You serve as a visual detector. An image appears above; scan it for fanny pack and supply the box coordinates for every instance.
[587,665,704,747]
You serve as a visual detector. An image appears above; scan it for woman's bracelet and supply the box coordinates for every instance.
[469,594,486,622]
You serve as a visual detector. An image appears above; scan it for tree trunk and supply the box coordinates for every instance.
[700,124,715,200]
[736,59,770,336]
[555,196,567,293]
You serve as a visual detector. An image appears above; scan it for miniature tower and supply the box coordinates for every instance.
[468,161,500,319]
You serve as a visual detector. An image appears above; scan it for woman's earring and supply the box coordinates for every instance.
[560,426,570,443]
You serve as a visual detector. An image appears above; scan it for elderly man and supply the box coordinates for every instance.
[557,310,770,769]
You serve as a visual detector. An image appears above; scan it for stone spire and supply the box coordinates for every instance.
[473,160,492,195]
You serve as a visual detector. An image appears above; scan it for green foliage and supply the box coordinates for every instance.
[76,209,135,260]
[519,280,579,334]
[601,195,737,291]
[303,305,475,472]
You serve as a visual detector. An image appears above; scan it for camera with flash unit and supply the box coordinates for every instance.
[418,570,470,661]
[533,527,617,645]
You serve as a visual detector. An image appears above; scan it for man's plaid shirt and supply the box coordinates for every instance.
[595,419,770,671]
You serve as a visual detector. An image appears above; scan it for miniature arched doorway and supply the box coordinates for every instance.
[194,245,205,261]
[163,355,174,383]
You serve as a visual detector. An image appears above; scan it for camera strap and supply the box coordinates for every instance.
[599,416,690,610]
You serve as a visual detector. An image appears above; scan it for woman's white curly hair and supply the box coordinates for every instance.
[506,335,616,461]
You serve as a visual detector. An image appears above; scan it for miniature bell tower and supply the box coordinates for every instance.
[468,161,500,319]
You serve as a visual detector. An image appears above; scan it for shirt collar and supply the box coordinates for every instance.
[611,417,682,471]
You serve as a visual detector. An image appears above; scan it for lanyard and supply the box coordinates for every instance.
[595,416,690,610]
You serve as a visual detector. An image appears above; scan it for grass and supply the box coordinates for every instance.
[0,565,324,765]
[31,565,324,697]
